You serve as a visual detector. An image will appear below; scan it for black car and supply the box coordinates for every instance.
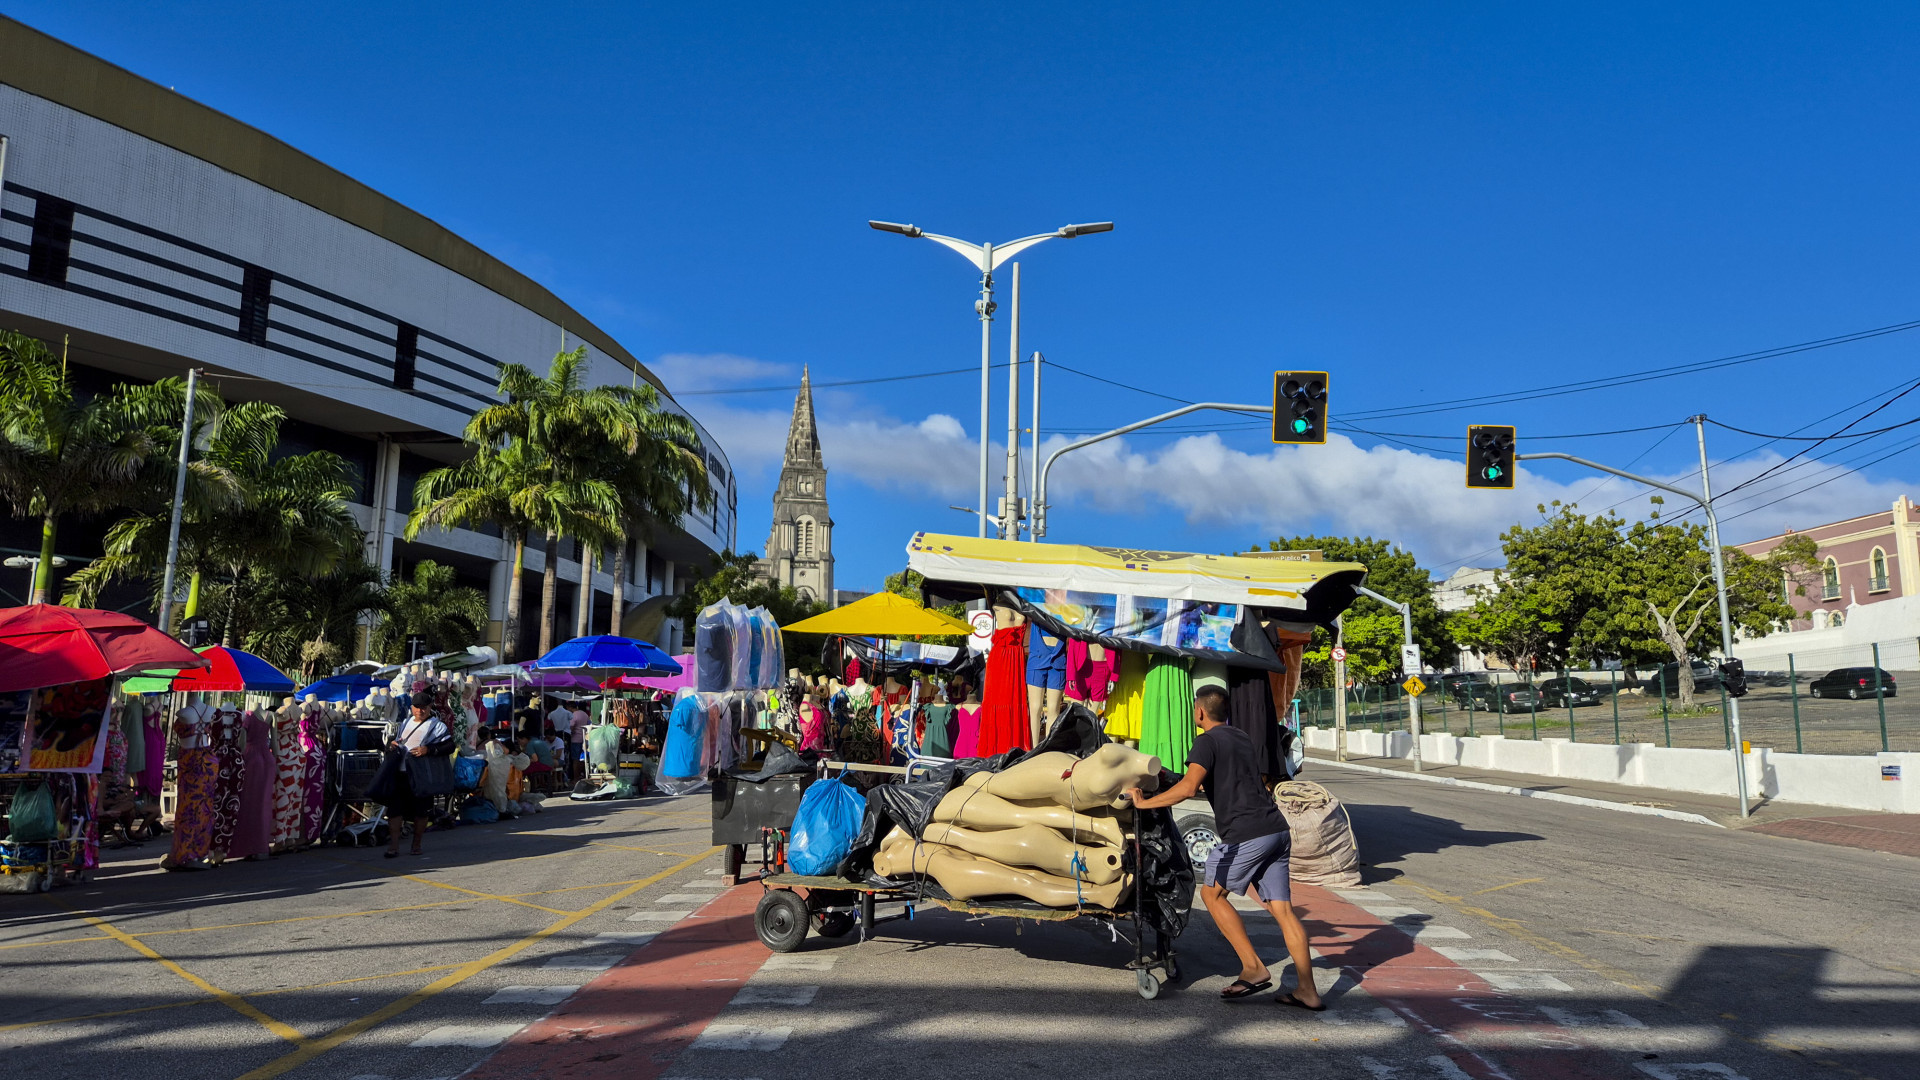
[1491,683,1539,714]
[1646,661,1721,697]
[1808,667,1897,699]
[1537,676,1601,708]
[1439,673,1497,708]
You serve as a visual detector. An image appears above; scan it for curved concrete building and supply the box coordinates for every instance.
[0,17,734,655]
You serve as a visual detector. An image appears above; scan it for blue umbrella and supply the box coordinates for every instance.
[297,671,384,703]
[530,635,683,679]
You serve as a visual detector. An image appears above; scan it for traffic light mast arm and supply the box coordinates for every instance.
[1515,452,1705,509]
[1032,402,1271,538]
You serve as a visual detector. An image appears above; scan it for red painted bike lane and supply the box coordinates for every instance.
[464,884,770,1080]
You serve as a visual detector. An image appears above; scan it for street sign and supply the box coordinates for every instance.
[1402,675,1427,697]
[967,610,995,654]
[1401,643,1421,672]
[1330,646,1347,663]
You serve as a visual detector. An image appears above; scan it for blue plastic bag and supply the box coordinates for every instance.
[787,778,864,876]
[454,754,487,791]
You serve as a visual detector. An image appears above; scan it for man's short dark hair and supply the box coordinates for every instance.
[1195,684,1229,722]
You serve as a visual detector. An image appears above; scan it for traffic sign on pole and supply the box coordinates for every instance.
[1401,643,1421,673]
[1330,645,1347,663]
[1403,675,1427,697]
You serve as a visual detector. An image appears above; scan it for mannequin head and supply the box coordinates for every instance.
[280,696,295,709]
[302,693,319,706]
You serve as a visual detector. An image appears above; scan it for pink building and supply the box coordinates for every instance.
[1736,496,1920,630]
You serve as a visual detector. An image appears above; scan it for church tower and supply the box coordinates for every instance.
[758,367,833,603]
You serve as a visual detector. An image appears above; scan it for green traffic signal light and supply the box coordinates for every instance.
[1272,371,1329,445]
[1292,418,1309,434]
[1483,465,1502,481]
[1466,425,1516,489]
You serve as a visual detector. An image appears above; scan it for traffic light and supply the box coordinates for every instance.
[1466,425,1516,489]
[1719,658,1748,698]
[1272,371,1328,444]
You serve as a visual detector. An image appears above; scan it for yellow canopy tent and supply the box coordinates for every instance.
[781,590,974,637]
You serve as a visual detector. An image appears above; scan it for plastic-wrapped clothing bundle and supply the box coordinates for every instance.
[587,723,620,772]
[656,688,713,794]
[726,602,753,691]
[695,603,733,692]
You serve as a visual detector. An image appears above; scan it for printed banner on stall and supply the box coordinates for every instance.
[1013,587,1240,652]
[24,677,113,773]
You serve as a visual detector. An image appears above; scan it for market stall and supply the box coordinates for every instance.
[529,635,681,799]
[0,605,206,890]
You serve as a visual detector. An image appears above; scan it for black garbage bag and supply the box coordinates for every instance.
[729,742,807,783]
[1131,767,1195,940]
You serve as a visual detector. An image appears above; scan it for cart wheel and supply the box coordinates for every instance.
[755,890,810,952]
[1163,955,1180,982]
[813,911,856,938]
[373,824,391,846]
[1136,969,1161,1000]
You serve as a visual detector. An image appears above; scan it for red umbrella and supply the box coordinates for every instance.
[0,604,208,694]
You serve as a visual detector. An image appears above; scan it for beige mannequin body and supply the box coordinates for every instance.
[960,745,1162,810]
[929,787,1126,847]
[920,821,1123,885]
[874,831,1126,908]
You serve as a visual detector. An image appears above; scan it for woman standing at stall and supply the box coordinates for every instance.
[381,694,452,859]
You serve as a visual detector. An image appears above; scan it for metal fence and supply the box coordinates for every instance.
[1298,639,1918,756]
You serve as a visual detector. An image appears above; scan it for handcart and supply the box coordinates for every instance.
[324,722,389,846]
[739,759,1183,1000]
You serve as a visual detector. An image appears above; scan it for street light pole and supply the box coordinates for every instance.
[1517,448,1751,817]
[1003,262,1022,539]
[868,220,1112,539]
[1356,585,1422,773]
[156,367,200,634]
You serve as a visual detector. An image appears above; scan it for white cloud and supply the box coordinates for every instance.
[652,353,795,394]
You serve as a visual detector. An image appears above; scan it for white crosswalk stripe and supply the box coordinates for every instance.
[761,954,836,971]
[1432,947,1516,963]
[542,951,624,969]
[689,1024,792,1051]
[1392,923,1471,940]
[482,985,580,1006]
[409,1023,526,1048]
[1478,972,1573,991]
[657,892,716,904]
[592,931,660,945]
[627,908,694,921]
[730,984,820,1006]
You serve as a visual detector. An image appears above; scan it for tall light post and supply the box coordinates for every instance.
[868,219,1113,538]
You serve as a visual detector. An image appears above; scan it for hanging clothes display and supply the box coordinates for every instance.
[951,703,982,758]
[1138,656,1195,771]
[208,707,245,861]
[798,695,828,752]
[1065,639,1120,710]
[1104,650,1148,741]
[298,699,328,842]
[230,710,275,860]
[271,701,305,849]
[976,623,1030,757]
[166,702,219,868]
[1227,666,1280,781]
[919,701,955,757]
[140,700,167,799]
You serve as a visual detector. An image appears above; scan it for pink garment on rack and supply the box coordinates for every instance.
[951,704,983,758]
[298,706,326,841]
[1065,639,1120,705]
[140,709,166,799]
[798,700,828,752]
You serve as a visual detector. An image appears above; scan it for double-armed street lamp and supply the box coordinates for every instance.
[868,220,1112,538]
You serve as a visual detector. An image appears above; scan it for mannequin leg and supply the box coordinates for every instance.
[1026,684,1045,746]
[1044,687,1063,736]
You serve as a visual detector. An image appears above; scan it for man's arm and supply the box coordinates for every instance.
[1127,763,1207,810]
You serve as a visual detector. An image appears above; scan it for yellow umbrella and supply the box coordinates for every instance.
[781,590,974,636]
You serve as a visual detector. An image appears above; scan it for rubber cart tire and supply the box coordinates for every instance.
[1136,969,1161,1000]
[756,889,810,952]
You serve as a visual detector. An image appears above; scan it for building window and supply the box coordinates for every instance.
[238,265,273,345]
[796,517,816,559]
[1822,557,1841,601]
[26,195,75,285]
[1871,547,1890,593]
[392,323,418,391]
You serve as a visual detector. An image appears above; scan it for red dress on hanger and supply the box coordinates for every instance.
[976,624,1031,757]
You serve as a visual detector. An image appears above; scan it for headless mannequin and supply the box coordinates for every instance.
[920,821,1124,885]
[1064,642,1114,712]
[961,745,1162,810]
[1018,607,1063,746]
[874,828,1127,908]
[930,787,1126,847]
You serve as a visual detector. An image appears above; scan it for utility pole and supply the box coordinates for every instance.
[1001,263,1022,539]
[1517,448,1751,817]
[1356,585,1422,773]
[1332,615,1348,762]
[156,367,200,634]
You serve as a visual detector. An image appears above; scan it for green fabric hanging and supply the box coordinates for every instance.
[1139,656,1195,770]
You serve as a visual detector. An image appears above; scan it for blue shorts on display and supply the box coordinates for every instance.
[1026,631,1068,690]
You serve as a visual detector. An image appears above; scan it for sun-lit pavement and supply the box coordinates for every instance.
[5,773,1915,1080]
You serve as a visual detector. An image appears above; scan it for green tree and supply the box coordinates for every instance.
[0,332,173,603]
[1452,574,1564,674]
[375,560,488,662]
[881,567,969,646]
[1491,503,1631,667]
[592,383,710,638]
[1265,535,1450,687]
[241,560,388,679]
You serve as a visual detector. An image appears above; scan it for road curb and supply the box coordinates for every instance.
[1312,757,1728,829]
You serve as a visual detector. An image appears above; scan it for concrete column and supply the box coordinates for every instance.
[1894,495,1919,597]
[664,559,676,596]
[486,554,510,656]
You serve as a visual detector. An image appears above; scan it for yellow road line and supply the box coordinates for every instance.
[586,841,712,856]
[52,902,309,1047]
[511,877,651,898]
[0,934,113,951]
[0,962,466,1034]
[312,854,573,915]
[235,845,722,1080]
[1468,877,1544,896]
[0,899,477,953]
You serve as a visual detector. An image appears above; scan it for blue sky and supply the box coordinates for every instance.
[19,3,1920,588]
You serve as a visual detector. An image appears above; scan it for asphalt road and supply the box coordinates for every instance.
[5,772,1915,1080]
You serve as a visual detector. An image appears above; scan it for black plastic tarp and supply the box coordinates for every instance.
[836,703,1194,939]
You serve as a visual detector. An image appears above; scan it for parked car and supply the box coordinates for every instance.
[1492,683,1539,714]
[1808,667,1897,699]
[1537,676,1601,708]
[1438,672,1497,709]
[1646,661,1722,697]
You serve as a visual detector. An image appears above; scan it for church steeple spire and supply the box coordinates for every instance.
[785,366,822,468]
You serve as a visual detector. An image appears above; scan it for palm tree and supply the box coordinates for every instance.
[242,559,388,678]
[374,560,488,662]
[596,384,712,636]
[0,332,175,603]
[411,347,621,660]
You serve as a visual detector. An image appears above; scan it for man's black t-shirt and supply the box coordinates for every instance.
[1187,723,1287,844]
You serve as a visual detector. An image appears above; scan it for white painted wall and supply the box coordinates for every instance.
[1302,726,1919,813]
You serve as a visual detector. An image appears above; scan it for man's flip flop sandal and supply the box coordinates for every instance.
[1220,978,1272,1001]
[1275,992,1326,1011]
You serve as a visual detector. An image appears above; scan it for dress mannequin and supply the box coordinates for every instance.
[271,696,303,850]
[297,694,328,843]
[930,787,1126,847]
[162,697,218,870]
[978,606,1030,757]
[960,745,1162,810]
[920,821,1124,885]
[1064,641,1118,715]
[208,702,245,862]
[873,829,1127,909]
[231,707,275,860]
[1026,623,1067,747]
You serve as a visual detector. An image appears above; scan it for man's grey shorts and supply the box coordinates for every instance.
[1203,831,1291,902]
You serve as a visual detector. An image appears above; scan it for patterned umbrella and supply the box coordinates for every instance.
[122,645,295,694]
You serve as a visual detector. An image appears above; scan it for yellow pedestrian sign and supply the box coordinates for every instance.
[1402,675,1427,697]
